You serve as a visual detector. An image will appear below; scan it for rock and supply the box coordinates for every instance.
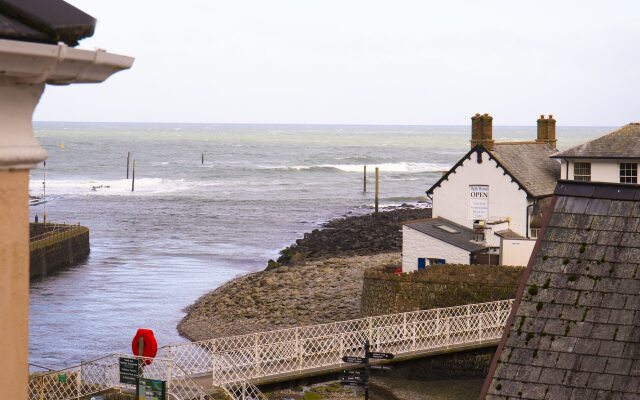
[177,253,400,341]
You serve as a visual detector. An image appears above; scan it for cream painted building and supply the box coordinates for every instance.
[552,123,640,184]
[0,2,133,398]
[402,114,560,272]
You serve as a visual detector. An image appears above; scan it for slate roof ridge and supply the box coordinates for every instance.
[551,123,640,159]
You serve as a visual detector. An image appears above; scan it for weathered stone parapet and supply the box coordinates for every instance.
[361,264,523,316]
[29,223,90,278]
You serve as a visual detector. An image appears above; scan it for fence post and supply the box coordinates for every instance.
[295,328,302,371]
[368,318,373,349]
[254,334,261,376]
[76,363,82,400]
[466,304,471,335]
[479,313,484,343]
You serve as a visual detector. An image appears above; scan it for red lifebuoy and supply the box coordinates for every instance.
[132,328,158,365]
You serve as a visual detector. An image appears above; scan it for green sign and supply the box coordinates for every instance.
[136,378,166,400]
[57,373,67,383]
[119,357,139,385]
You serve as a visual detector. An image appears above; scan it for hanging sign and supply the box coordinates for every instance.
[469,185,489,220]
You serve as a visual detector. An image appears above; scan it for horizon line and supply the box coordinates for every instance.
[33,120,618,128]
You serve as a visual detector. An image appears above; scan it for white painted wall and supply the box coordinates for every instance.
[564,158,640,183]
[431,152,531,237]
[499,238,536,266]
[402,226,470,272]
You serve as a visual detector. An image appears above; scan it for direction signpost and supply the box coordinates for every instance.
[340,340,394,400]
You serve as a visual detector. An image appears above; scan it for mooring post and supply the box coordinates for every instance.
[126,152,130,179]
[201,152,204,165]
[375,167,379,214]
[132,160,136,192]
[363,165,367,192]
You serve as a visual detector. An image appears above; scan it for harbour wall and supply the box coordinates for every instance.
[361,264,524,316]
[29,223,90,279]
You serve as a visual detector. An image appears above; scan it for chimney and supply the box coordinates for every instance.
[547,114,557,148]
[536,114,557,148]
[470,113,494,150]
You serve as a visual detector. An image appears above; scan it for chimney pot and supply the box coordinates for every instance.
[548,114,553,119]
[540,114,545,119]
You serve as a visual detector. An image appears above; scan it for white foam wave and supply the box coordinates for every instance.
[273,162,449,173]
[29,178,196,196]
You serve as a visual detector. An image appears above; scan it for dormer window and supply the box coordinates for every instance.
[573,162,591,181]
[620,163,638,184]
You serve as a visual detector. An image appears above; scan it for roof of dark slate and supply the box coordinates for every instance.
[427,143,560,199]
[0,0,95,46]
[552,123,640,159]
[404,217,488,252]
[484,180,640,400]
[495,229,526,239]
[491,143,561,198]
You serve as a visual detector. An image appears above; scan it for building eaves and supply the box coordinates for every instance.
[0,0,96,46]
[427,145,550,199]
[404,217,488,252]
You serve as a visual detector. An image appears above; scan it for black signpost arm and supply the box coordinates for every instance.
[364,339,370,400]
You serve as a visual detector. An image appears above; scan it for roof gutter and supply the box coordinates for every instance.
[0,38,134,84]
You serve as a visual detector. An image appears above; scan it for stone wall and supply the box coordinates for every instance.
[30,224,90,279]
[361,264,523,316]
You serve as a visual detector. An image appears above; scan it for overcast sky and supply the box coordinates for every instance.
[34,1,640,126]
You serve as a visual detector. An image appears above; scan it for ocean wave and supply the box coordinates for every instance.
[28,178,199,196]
[266,162,449,173]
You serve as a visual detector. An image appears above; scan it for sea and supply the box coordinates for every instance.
[28,122,611,370]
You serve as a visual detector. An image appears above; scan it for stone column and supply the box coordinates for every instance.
[0,78,47,400]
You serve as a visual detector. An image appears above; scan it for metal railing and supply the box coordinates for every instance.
[29,223,88,251]
[29,299,513,400]
[28,354,210,400]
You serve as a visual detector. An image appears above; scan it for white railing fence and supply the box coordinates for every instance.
[162,299,513,385]
[29,299,513,400]
[28,354,210,400]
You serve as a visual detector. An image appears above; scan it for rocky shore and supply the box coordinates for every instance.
[178,253,400,341]
[178,207,431,341]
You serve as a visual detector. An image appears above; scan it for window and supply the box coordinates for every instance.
[620,163,638,184]
[417,258,426,270]
[573,162,591,181]
[530,228,540,238]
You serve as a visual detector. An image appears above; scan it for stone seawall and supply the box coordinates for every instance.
[29,224,90,279]
[361,264,524,316]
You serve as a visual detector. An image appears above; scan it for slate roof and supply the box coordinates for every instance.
[482,180,640,399]
[552,123,640,159]
[495,229,525,239]
[404,217,488,252]
[491,143,561,198]
[427,143,561,199]
[0,0,95,46]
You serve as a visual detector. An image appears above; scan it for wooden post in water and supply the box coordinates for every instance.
[363,165,367,192]
[201,152,204,165]
[375,167,379,214]
[132,160,136,192]
[126,152,131,179]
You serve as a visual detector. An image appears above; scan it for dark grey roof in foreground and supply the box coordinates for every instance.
[495,229,525,239]
[552,123,640,159]
[490,142,561,198]
[404,217,487,252]
[484,180,640,399]
[427,143,560,199]
[0,0,95,46]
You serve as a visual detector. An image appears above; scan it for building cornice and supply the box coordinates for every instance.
[0,39,133,170]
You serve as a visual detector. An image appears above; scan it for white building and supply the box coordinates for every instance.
[402,114,560,272]
[552,123,640,184]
